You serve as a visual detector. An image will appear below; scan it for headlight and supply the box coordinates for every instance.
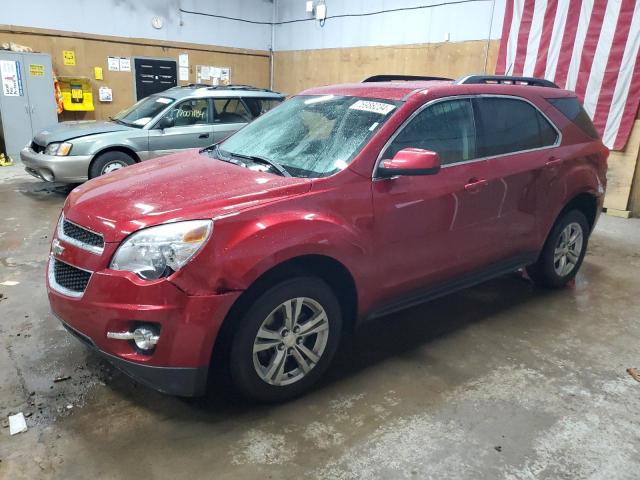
[44,142,73,156]
[110,220,213,280]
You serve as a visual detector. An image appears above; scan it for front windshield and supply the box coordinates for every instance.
[113,95,175,128]
[218,95,400,178]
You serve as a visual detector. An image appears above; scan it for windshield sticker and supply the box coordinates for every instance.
[369,122,380,131]
[155,97,172,104]
[133,117,151,125]
[349,100,395,115]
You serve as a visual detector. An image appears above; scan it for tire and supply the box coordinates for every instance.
[527,209,590,288]
[89,151,136,179]
[229,277,342,402]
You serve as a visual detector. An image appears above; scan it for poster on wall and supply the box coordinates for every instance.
[196,65,231,85]
[179,66,189,82]
[107,57,120,71]
[119,57,131,72]
[220,68,230,85]
[179,53,189,68]
[99,86,113,102]
[0,60,23,97]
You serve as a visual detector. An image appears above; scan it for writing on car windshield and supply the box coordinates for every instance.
[216,95,400,178]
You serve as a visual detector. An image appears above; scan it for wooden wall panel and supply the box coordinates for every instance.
[0,26,270,121]
[273,40,499,94]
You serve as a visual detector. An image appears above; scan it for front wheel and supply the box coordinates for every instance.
[527,210,590,288]
[89,151,136,179]
[229,277,342,402]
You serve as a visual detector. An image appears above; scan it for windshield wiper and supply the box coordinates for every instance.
[202,144,249,168]
[109,117,128,126]
[227,152,291,177]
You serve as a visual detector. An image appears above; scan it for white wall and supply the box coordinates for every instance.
[3,0,274,51]
[274,0,506,51]
[3,0,506,52]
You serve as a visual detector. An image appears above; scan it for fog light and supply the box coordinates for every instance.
[107,325,160,352]
[132,327,159,350]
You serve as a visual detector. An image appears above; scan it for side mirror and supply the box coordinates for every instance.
[157,116,175,130]
[377,148,441,177]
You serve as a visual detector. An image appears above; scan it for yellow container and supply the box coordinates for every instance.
[58,76,94,112]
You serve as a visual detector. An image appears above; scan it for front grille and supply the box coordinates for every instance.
[53,259,91,293]
[31,141,45,154]
[62,220,104,249]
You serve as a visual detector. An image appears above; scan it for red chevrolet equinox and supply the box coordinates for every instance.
[48,75,608,402]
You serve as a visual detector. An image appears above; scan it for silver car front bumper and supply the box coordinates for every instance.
[20,147,91,183]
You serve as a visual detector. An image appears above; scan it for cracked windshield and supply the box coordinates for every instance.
[216,95,400,178]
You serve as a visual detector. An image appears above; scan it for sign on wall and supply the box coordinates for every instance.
[63,50,76,66]
[0,60,23,96]
[107,56,120,71]
[29,64,44,76]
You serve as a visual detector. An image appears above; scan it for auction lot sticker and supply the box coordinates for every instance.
[349,100,396,115]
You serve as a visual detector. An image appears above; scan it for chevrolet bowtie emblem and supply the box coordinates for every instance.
[52,239,65,256]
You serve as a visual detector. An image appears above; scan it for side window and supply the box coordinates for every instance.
[242,98,283,119]
[166,99,211,126]
[213,98,252,124]
[383,99,476,165]
[473,98,558,157]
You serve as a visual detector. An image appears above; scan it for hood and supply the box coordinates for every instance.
[34,121,132,145]
[63,149,312,242]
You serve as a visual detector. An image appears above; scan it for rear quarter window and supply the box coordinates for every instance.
[547,97,600,139]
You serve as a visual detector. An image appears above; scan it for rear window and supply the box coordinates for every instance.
[473,97,558,157]
[548,97,600,139]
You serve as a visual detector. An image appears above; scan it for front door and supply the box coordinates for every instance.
[148,98,214,157]
[372,98,504,304]
[134,58,177,100]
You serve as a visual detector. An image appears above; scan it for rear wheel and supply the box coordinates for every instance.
[527,210,590,288]
[228,277,342,402]
[89,151,136,179]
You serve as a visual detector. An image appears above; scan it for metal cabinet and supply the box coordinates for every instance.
[0,51,57,159]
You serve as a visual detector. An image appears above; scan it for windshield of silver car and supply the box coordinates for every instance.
[216,95,401,178]
[112,96,175,128]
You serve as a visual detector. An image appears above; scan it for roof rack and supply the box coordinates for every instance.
[206,84,279,93]
[181,83,282,94]
[362,74,453,83]
[457,75,559,88]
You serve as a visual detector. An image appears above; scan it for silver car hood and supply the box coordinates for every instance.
[33,121,133,145]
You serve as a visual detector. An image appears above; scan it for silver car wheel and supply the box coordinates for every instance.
[553,222,584,277]
[253,297,330,386]
[101,160,128,175]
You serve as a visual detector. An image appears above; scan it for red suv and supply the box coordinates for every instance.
[49,75,608,402]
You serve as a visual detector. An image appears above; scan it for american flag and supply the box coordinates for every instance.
[495,0,640,151]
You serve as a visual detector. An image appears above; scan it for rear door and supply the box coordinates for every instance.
[472,96,560,258]
[372,98,504,302]
[147,98,214,156]
[212,97,254,142]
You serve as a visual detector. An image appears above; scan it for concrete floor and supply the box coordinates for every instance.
[1,163,639,480]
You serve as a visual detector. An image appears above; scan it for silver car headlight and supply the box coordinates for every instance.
[110,220,213,280]
[44,142,73,156]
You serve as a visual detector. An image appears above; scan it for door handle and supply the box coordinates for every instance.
[199,133,210,139]
[464,178,488,192]
[545,156,562,167]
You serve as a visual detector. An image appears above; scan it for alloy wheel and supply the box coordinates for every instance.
[553,222,584,277]
[101,161,128,175]
[252,297,330,386]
